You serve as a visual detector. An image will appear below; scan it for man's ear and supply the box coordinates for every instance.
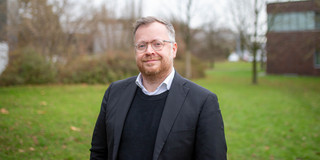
[172,43,178,58]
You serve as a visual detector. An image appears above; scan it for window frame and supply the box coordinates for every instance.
[315,12,320,30]
[268,11,316,32]
[314,50,320,69]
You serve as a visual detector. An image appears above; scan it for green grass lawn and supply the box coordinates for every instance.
[1,62,320,160]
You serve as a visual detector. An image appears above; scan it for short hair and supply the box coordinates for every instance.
[133,16,176,42]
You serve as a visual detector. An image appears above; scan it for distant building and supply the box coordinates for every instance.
[228,52,239,62]
[0,42,8,75]
[0,0,8,75]
[0,0,19,74]
[266,0,320,76]
[93,20,131,53]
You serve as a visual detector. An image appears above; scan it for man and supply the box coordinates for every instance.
[90,16,227,160]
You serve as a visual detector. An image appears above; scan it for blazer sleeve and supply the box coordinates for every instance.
[194,93,227,160]
[90,84,112,160]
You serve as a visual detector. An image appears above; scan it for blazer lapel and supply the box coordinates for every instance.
[112,81,137,160]
[153,73,189,160]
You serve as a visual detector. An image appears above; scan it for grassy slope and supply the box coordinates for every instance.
[0,85,106,159]
[196,62,320,160]
[0,62,319,159]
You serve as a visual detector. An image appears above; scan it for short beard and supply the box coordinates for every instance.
[137,58,172,81]
[137,62,161,76]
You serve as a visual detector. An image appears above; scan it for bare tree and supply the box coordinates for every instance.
[252,0,260,84]
[183,0,193,79]
[228,0,266,84]
[172,0,202,79]
[84,0,143,53]
[0,0,6,42]
[193,22,234,68]
[228,0,254,59]
[6,0,19,51]
[12,0,73,59]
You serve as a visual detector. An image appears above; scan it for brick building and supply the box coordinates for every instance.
[266,0,320,76]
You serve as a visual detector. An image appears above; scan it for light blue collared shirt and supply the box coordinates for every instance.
[135,68,175,96]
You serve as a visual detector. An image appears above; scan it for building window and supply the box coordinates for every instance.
[268,11,316,32]
[315,51,320,69]
[316,12,320,30]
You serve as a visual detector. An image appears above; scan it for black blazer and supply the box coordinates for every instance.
[90,72,227,160]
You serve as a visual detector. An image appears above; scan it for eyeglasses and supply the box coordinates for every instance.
[135,39,174,52]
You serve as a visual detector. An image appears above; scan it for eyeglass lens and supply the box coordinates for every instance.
[136,40,164,51]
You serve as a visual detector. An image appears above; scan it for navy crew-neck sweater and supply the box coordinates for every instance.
[118,87,169,160]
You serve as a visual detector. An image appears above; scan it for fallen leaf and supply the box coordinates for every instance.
[70,126,81,132]
[81,83,88,87]
[265,146,270,151]
[40,101,47,106]
[18,149,25,153]
[29,147,35,151]
[37,110,46,114]
[1,108,9,114]
[270,155,275,160]
[32,136,38,145]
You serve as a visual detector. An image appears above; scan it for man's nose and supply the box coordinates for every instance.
[145,43,155,54]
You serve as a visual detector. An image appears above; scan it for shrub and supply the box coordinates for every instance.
[58,53,138,84]
[0,48,206,86]
[174,54,206,79]
[0,47,57,86]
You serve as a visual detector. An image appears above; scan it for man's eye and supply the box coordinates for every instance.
[138,44,146,48]
[154,42,162,46]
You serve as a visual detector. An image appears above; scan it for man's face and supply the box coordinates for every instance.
[134,22,177,77]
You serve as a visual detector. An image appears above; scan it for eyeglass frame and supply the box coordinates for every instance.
[134,39,174,52]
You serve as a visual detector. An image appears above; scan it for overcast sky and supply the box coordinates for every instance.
[74,0,286,30]
[78,0,240,29]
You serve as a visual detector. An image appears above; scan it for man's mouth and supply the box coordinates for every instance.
[143,59,160,62]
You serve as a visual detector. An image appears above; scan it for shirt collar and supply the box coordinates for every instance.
[135,68,175,96]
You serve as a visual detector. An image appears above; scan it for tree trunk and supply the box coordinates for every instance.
[252,43,258,84]
[252,0,258,85]
[186,50,192,79]
[210,59,215,69]
[185,0,193,79]
[260,51,265,71]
